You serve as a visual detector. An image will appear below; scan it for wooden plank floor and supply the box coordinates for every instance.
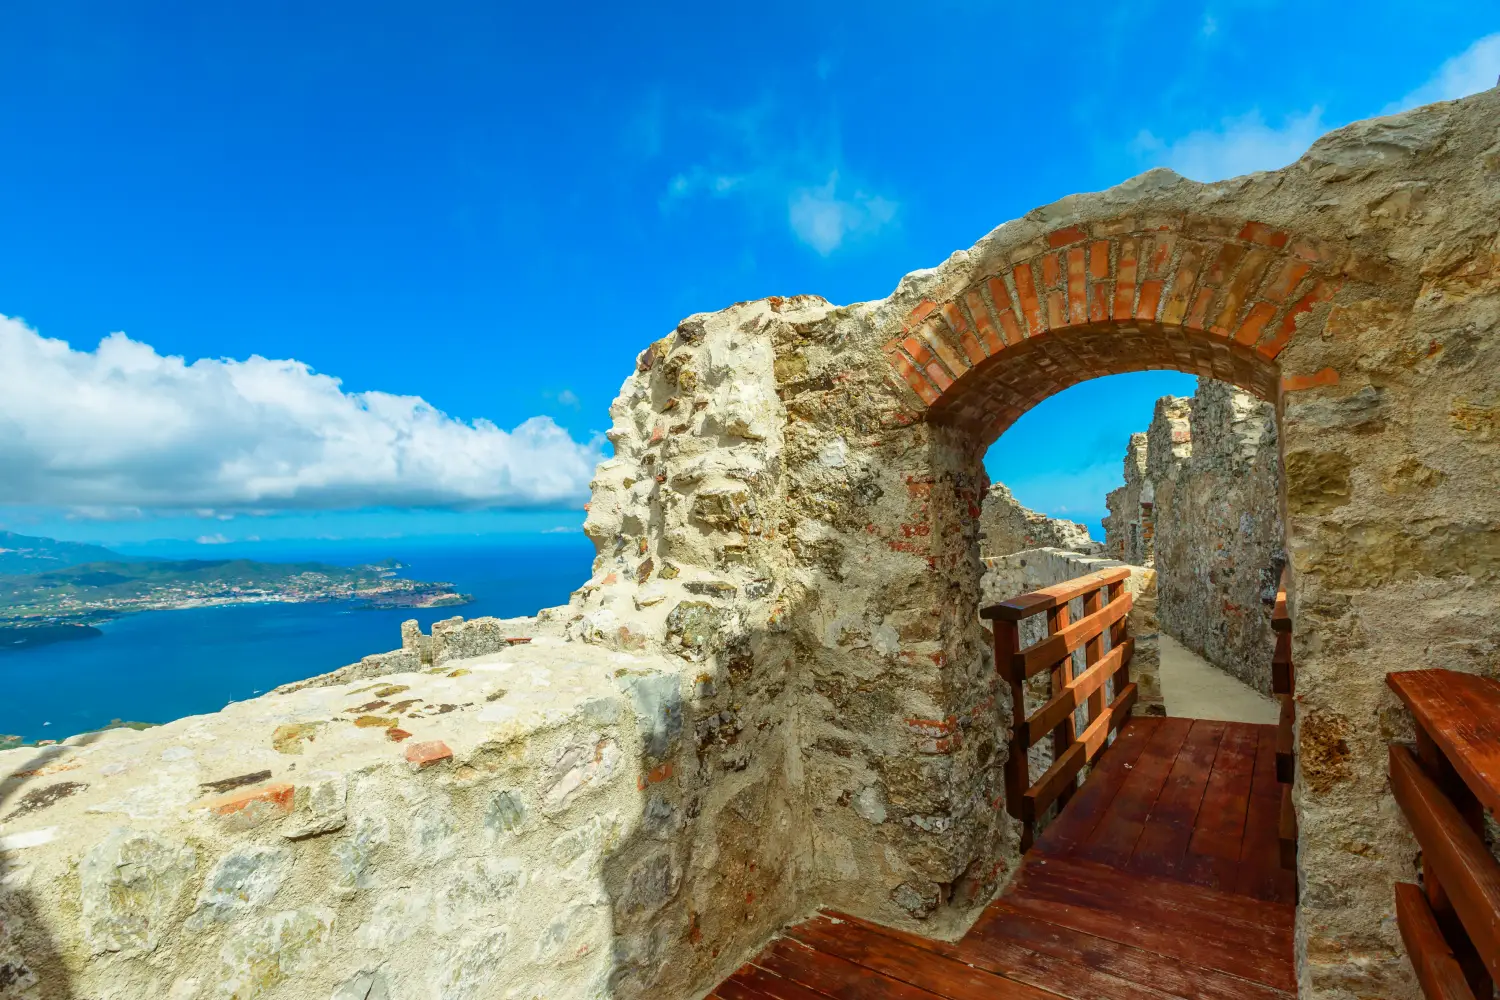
[712,717,1298,1000]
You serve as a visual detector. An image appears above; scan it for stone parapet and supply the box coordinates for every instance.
[0,639,797,999]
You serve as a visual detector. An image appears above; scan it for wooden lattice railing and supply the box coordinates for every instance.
[1272,571,1297,872]
[1387,668,1500,1000]
[981,567,1137,850]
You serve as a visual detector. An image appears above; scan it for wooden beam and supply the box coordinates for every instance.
[1388,669,1500,818]
[1276,695,1295,785]
[1389,744,1500,983]
[1395,882,1479,1000]
[981,566,1130,621]
[1023,639,1134,748]
[1272,632,1293,695]
[1022,683,1137,823]
[1012,593,1133,679]
[1278,783,1297,871]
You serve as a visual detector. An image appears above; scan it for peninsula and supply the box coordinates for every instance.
[0,532,470,651]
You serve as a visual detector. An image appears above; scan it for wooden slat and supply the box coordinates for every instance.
[1034,717,1159,857]
[1005,858,1297,990]
[786,914,1059,1000]
[1077,717,1194,868]
[753,937,947,999]
[974,903,1295,1000]
[1395,882,1480,1000]
[1275,695,1295,784]
[719,964,836,1000]
[1023,683,1137,822]
[981,565,1131,621]
[1270,572,1289,633]
[1389,744,1500,982]
[1271,633,1293,694]
[1388,669,1500,817]
[1013,593,1133,679]
[1127,720,1224,882]
[1181,724,1260,892]
[1024,638,1134,747]
[1236,726,1296,902]
[1278,783,1297,872]
[823,908,1170,1000]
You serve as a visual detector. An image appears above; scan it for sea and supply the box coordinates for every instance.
[0,534,595,744]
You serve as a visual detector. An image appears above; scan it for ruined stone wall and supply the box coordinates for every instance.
[2,91,1497,1000]
[1102,433,1150,563]
[0,640,785,1000]
[1152,379,1286,695]
[978,483,1101,558]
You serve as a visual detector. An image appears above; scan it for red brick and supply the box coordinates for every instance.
[1041,252,1063,288]
[1206,243,1246,285]
[905,299,939,330]
[919,322,969,376]
[958,329,986,365]
[1134,279,1164,322]
[1264,260,1311,303]
[1089,282,1110,323]
[1233,301,1277,345]
[1012,263,1045,336]
[939,301,969,335]
[1148,234,1177,278]
[1162,246,1204,325]
[1113,239,1139,320]
[1066,247,1087,325]
[1185,287,1215,330]
[1046,290,1066,329]
[901,335,934,368]
[1088,240,1111,280]
[986,277,1023,344]
[207,783,294,817]
[924,361,954,391]
[387,728,413,742]
[964,289,1004,355]
[1046,224,1089,248]
[893,354,939,404]
[404,740,453,769]
[1259,279,1336,358]
[1282,368,1339,392]
[1238,221,1289,248]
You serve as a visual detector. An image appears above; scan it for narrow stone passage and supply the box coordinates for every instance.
[1158,633,1279,725]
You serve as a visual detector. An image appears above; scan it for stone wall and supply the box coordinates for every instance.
[978,483,1101,558]
[1102,380,1285,695]
[0,638,800,1000]
[2,91,1498,1000]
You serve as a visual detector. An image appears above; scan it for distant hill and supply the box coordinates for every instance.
[0,531,124,575]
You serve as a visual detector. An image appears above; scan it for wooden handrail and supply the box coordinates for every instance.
[1396,883,1480,1000]
[981,566,1130,621]
[1008,593,1132,680]
[1388,668,1500,998]
[988,569,1135,850]
[1390,744,1500,987]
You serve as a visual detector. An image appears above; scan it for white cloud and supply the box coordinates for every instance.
[1384,33,1500,113]
[1133,107,1326,183]
[555,389,580,408]
[660,99,897,254]
[0,314,603,512]
[196,534,230,545]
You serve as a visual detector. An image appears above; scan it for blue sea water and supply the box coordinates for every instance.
[0,535,595,743]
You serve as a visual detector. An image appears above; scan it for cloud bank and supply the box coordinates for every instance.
[1385,33,1500,114]
[0,314,603,512]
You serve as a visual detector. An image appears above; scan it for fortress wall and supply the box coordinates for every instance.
[0,639,794,1000]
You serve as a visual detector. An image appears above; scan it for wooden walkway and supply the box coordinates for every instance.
[712,716,1298,1000]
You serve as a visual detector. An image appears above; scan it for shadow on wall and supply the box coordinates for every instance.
[0,737,102,997]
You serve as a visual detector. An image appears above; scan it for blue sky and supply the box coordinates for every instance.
[1,3,1495,547]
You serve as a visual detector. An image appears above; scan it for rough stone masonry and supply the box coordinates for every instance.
[1105,378,1285,695]
[0,89,1496,1000]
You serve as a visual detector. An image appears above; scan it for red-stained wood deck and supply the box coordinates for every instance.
[712,716,1298,1000]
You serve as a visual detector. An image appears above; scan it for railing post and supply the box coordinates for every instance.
[993,618,1029,846]
[1082,584,1105,730]
[1106,578,1129,702]
[1046,602,1077,813]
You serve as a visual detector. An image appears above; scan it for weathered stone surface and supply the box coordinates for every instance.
[1111,379,1285,694]
[978,483,1101,558]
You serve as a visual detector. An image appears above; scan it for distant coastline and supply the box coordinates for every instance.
[0,539,473,653]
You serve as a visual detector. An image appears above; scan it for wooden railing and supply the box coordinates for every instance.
[981,567,1136,850]
[1388,668,1500,1000]
[1272,571,1297,871]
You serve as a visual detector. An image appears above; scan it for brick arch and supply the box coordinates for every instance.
[882,216,1344,446]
